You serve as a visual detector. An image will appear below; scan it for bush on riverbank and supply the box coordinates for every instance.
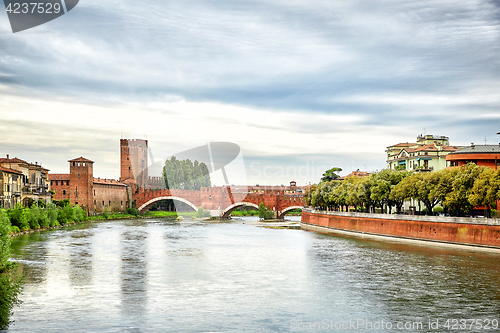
[0,210,22,329]
[5,203,88,233]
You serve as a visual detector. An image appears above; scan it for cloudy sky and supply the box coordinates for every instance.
[0,0,499,185]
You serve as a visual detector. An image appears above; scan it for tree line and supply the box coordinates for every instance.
[162,157,211,190]
[305,163,500,217]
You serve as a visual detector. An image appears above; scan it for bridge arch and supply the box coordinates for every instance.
[221,202,260,218]
[138,196,198,214]
[277,206,303,219]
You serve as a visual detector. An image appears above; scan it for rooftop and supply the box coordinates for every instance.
[449,145,500,155]
[68,157,95,163]
[0,166,23,175]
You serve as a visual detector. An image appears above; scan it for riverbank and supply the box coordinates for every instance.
[9,211,199,237]
[301,209,500,253]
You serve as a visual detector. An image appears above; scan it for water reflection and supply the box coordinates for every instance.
[120,224,148,327]
[7,219,500,333]
[69,229,93,286]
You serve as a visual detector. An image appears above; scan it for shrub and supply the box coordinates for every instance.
[46,203,59,227]
[126,207,139,216]
[9,226,20,235]
[74,205,86,223]
[433,207,444,214]
[0,210,22,329]
[8,204,29,231]
[258,203,274,220]
[102,208,109,220]
[196,206,210,218]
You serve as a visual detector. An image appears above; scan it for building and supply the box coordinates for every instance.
[120,139,149,188]
[50,157,128,214]
[0,166,23,209]
[0,155,51,207]
[338,170,371,180]
[386,135,462,172]
[446,144,500,169]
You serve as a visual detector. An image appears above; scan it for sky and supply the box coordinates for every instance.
[0,0,499,186]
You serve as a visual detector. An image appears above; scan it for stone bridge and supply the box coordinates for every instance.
[133,186,305,219]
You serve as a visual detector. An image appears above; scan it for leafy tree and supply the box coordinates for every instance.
[162,157,211,191]
[469,168,500,217]
[126,207,139,216]
[320,167,342,183]
[0,210,22,329]
[8,203,29,231]
[73,205,86,223]
[196,206,211,218]
[304,184,318,206]
[45,202,59,227]
[444,163,484,215]
[258,203,274,220]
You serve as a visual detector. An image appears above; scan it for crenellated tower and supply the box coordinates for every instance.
[120,139,148,189]
[68,157,94,212]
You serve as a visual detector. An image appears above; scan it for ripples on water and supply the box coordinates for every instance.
[7,218,500,332]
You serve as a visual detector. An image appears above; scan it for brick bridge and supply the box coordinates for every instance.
[133,186,305,219]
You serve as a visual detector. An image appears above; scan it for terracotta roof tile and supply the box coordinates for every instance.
[68,157,94,163]
[387,142,417,148]
[0,157,28,164]
[0,166,23,175]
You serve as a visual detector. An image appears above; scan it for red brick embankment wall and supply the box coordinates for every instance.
[301,210,500,249]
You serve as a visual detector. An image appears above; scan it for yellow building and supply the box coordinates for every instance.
[0,166,23,209]
[386,135,462,172]
[0,155,51,206]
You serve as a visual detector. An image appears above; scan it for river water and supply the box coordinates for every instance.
[7,217,500,332]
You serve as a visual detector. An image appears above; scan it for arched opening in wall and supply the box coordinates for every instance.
[277,206,303,220]
[221,202,260,218]
[138,196,198,215]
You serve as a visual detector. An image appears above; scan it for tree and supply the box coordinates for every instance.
[320,167,342,183]
[469,168,500,217]
[444,163,484,215]
[258,203,274,220]
[162,157,211,190]
[304,184,317,206]
[0,210,22,329]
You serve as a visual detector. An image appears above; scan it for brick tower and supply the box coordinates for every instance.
[68,157,94,212]
[120,139,148,188]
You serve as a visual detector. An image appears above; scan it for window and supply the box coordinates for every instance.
[102,201,104,206]
[63,190,66,195]
[109,201,111,206]
[56,180,59,186]
[78,174,80,178]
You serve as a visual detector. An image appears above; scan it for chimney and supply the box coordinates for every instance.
[6,154,9,159]
[471,143,475,149]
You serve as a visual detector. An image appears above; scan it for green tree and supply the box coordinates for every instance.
[73,205,86,223]
[8,203,29,231]
[162,157,211,190]
[469,168,500,217]
[304,184,317,206]
[196,206,211,218]
[444,163,484,215]
[46,202,59,227]
[0,210,22,329]
[320,167,342,183]
[258,203,274,220]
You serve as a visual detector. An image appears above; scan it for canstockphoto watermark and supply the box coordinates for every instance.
[4,0,79,33]
[290,319,424,330]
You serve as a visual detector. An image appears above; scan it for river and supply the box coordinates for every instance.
[7,216,500,332]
